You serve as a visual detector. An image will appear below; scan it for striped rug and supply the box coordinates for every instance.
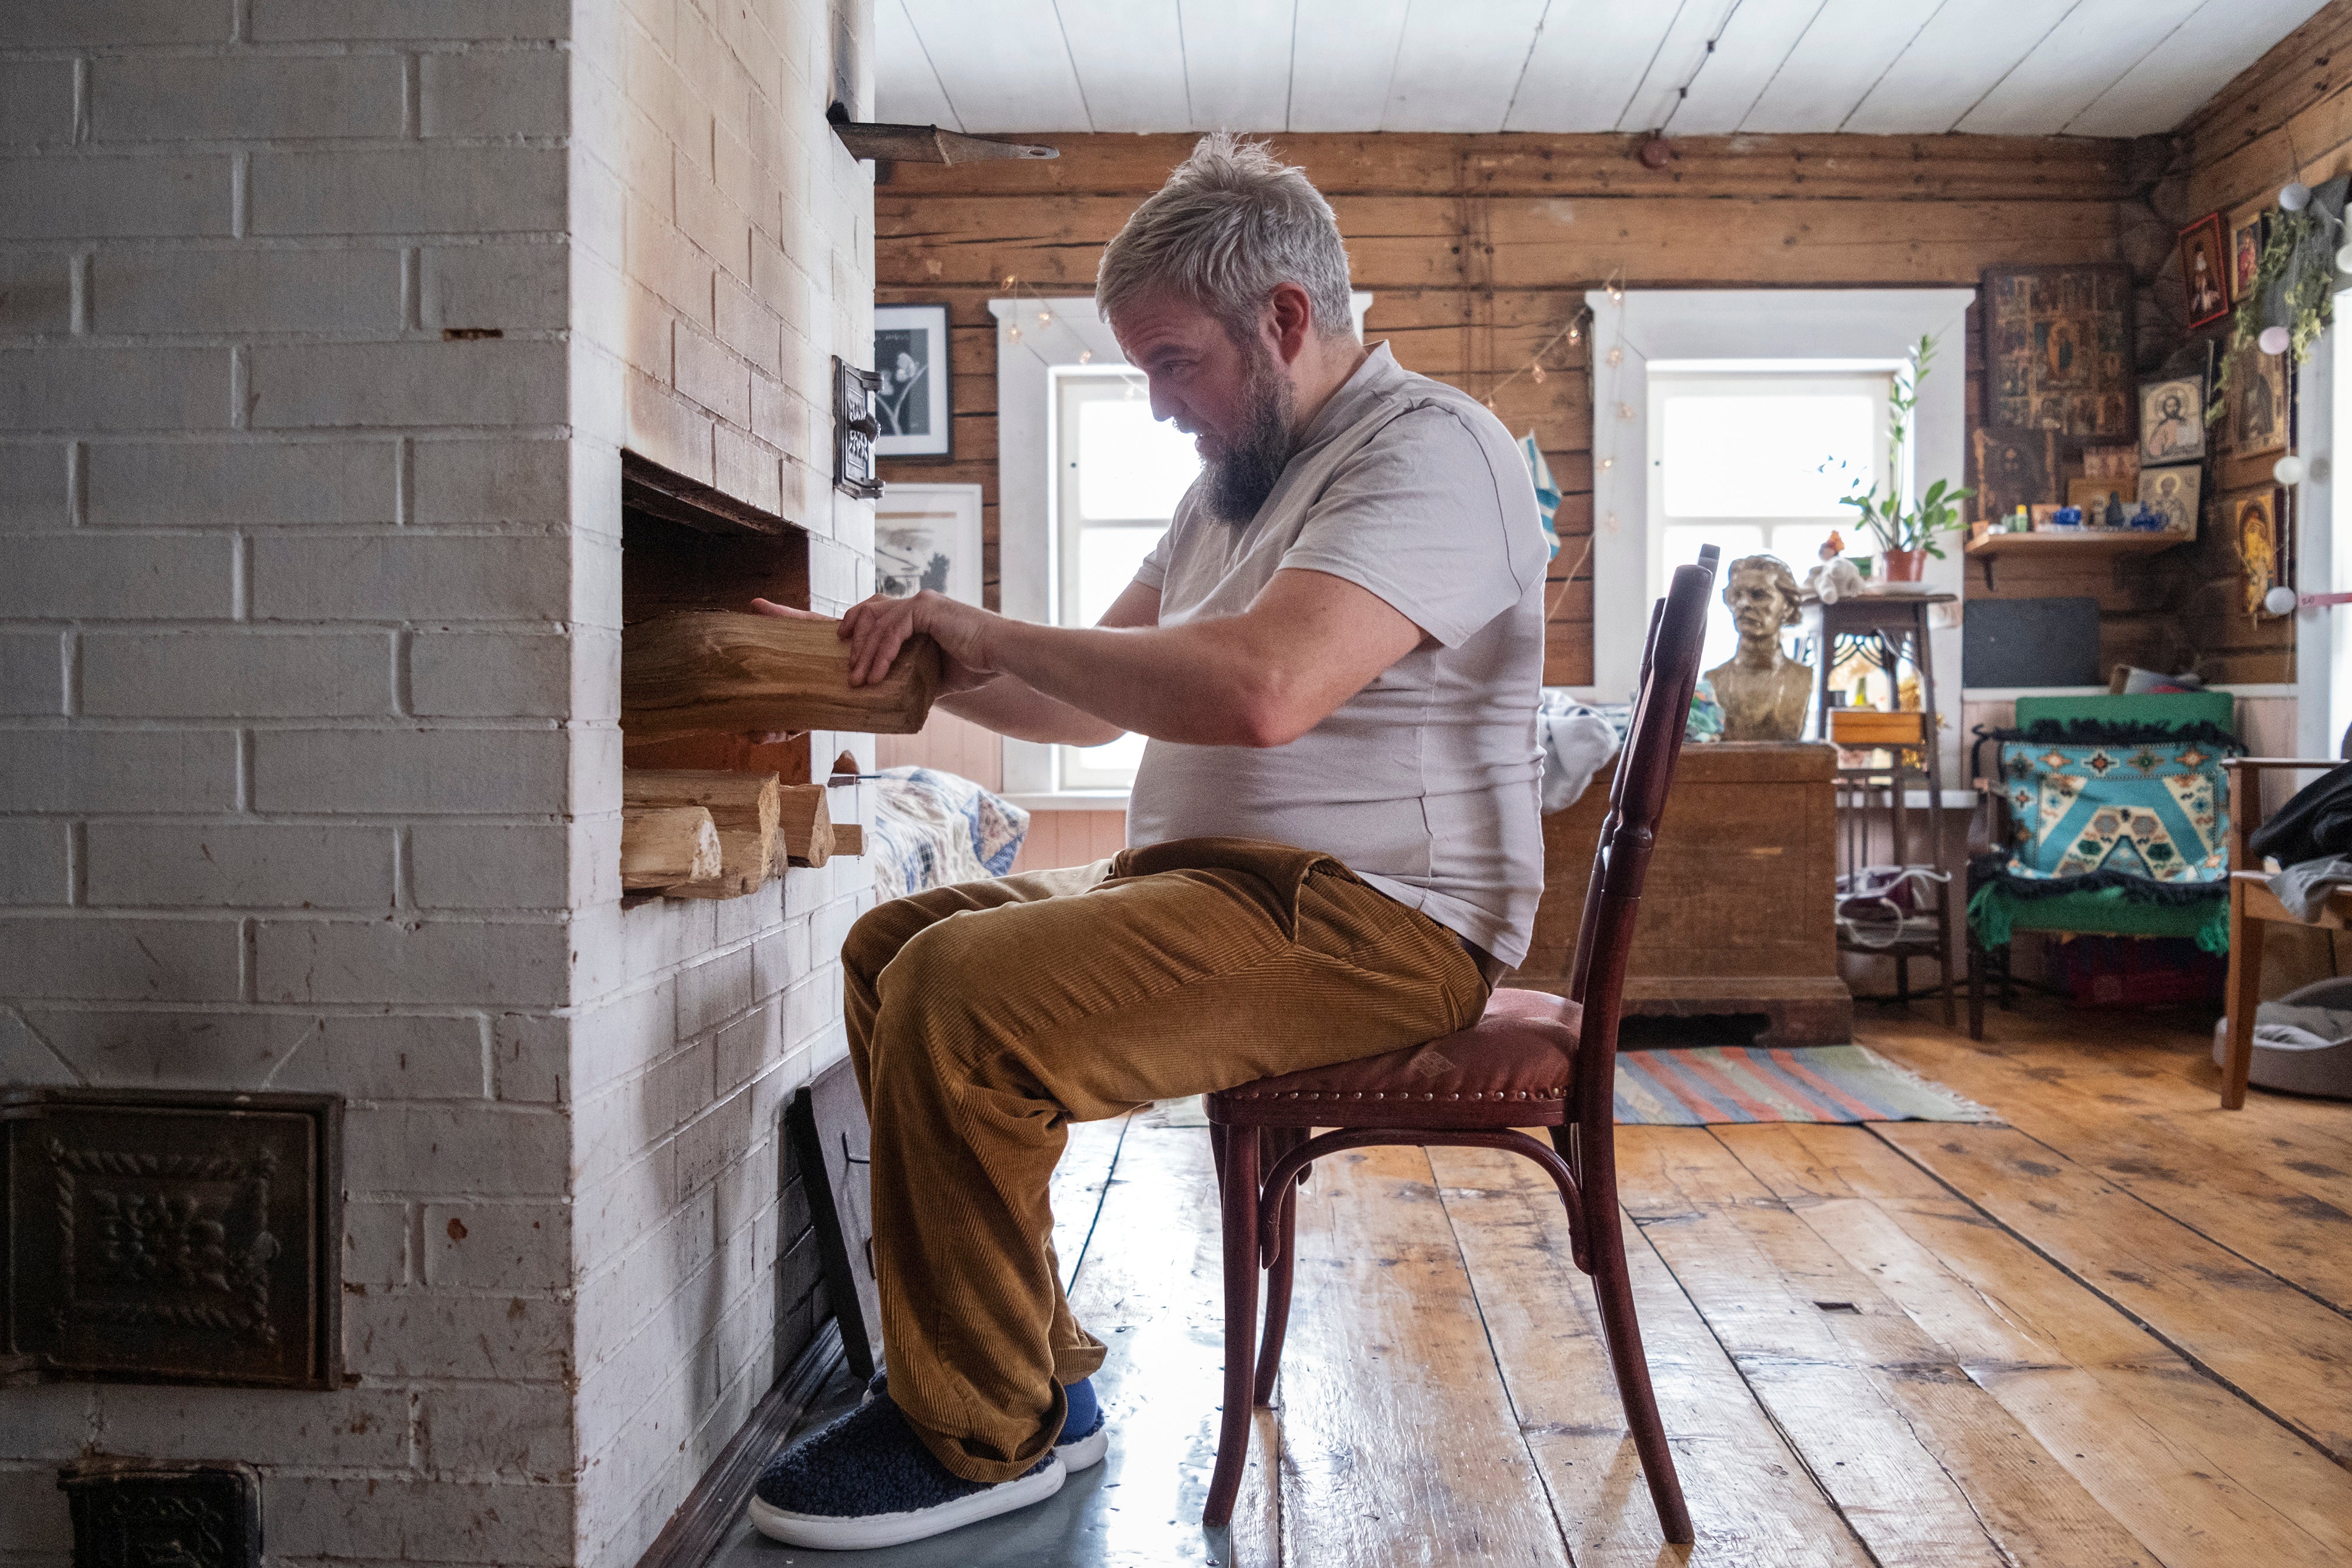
[1613,1045,1995,1125]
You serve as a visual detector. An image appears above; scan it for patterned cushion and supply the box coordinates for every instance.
[1997,733,2233,886]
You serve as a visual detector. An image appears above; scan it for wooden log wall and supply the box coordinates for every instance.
[2161,0,2352,685]
[877,131,2143,687]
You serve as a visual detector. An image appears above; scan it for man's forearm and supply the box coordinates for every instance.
[980,617,1278,748]
[937,673,1125,747]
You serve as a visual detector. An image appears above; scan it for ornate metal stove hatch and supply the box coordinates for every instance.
[59,1460,262,1568]
[4,1089,340,1388]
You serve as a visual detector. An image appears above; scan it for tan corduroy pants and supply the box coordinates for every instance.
[841,834,1489,1483]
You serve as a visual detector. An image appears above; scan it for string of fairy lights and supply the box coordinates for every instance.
[994,273,1148,396]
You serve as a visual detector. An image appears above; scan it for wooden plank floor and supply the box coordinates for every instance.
[718,1000,2352,1566]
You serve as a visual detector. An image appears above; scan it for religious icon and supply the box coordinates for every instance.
[2231,484,2284,618]
[1981,265,2133,437]
[2228,338,2288,457]
[2233,214,2268,297]
[1971,425,2058,525]
[2135,463,2201,537]
[2137,375,2206,466]
[2179,213,2230,330]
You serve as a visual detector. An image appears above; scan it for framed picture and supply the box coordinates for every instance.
[2135,463,2201,537]
[1970,424,2059,525]
[874,482,983,606]
[2232,212,2269,297]
[1981,264,2135,439]
[2179,213,2230,330]
[2226,483,2286,618]
[873,302,951,458]
[2082,444,2137,482]
[2137,375,2206,466]
[2227,337,2288,457]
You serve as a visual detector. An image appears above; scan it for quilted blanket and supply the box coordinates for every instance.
[868,767,1031,898]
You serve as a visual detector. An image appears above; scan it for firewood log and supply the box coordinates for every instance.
[833,824,864,857]
[621,806,721,890]
[776,784,834,868]
[624,770,780,899]
[622,611,942,740]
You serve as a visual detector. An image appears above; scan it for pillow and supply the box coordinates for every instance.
[1996,733,2233,886]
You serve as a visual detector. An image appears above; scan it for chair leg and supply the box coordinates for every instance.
[1203,1123,1261,1529]
[2222,898,2263,1110]
[1253,1190,1296,1406]
[1588,1219,1693,1544]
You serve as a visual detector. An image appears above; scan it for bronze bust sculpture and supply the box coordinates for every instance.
[1705,554,1811,742]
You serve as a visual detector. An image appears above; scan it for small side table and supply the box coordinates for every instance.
[1799,591,1960,1027]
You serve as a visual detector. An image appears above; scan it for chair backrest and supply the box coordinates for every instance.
[1566,548,1718,1121]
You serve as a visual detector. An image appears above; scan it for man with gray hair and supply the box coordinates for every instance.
[749,133,1546,1549]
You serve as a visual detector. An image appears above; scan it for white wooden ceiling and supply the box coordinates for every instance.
[878,0,2326,138]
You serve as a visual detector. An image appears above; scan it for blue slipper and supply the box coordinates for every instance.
[747,1392,1064,1550]
[864,1370,1109,1472]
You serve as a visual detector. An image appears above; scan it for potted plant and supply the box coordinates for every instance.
[1825,334,1972,583]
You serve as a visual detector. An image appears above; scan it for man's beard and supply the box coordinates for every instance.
[1202,344,1295,525]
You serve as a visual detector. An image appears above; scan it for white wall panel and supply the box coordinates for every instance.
[1957,0,2206,137]
[2067,0,2330,138]
[1178,0,1295,131]
[1736,0,1940,133]
[1381,0,1548,133]
[1287,0,1410,132]
[875,0,961,128]
[903,0,1095,131]
[1503,2,1675,133]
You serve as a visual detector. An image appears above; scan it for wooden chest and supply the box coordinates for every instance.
[1508,741,1851,1045]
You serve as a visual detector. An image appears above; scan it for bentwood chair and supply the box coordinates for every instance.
[1200,547,1718,1541]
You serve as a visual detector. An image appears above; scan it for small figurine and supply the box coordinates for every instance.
[1803,531,1866,604]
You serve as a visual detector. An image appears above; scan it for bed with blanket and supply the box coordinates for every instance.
[867,766,1032,898]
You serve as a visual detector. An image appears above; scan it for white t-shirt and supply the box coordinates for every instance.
[1125,343,1548,966]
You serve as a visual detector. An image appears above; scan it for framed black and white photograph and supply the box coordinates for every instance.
[874,483,984,606]
[873,302,951,458]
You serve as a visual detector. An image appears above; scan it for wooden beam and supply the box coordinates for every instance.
[622,611,943,740]
[625,770,781,900]
[777,784,834,868]
[833,824,864,857]
[876,131,2140,202]
[621,806,721,891]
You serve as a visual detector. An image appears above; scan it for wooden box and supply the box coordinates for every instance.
[1509,741,1850,1045]
[1829,709,1926,747]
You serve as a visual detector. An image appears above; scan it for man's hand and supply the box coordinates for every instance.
[748,593,994,693]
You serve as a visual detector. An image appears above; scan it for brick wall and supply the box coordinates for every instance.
[565,0,876,1565]
[0,2,877,1566]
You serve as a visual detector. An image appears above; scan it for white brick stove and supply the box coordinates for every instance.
[0,3,878,1565]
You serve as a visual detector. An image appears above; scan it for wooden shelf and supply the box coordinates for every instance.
[1965,528,2190,589]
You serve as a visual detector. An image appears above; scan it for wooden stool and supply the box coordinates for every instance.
[1198,549,1718,1542]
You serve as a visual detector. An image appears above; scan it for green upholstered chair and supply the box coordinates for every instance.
[1966,690,2241,1039]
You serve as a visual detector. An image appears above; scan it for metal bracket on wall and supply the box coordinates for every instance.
[832,356,885,501]
[827,119,1057,165]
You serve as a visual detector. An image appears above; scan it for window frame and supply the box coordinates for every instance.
[1050,369,1194,789]
[1645,366,1895,680]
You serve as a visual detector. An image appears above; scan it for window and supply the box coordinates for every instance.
[1053,371,1202,788]
[1646,369,1893,674]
